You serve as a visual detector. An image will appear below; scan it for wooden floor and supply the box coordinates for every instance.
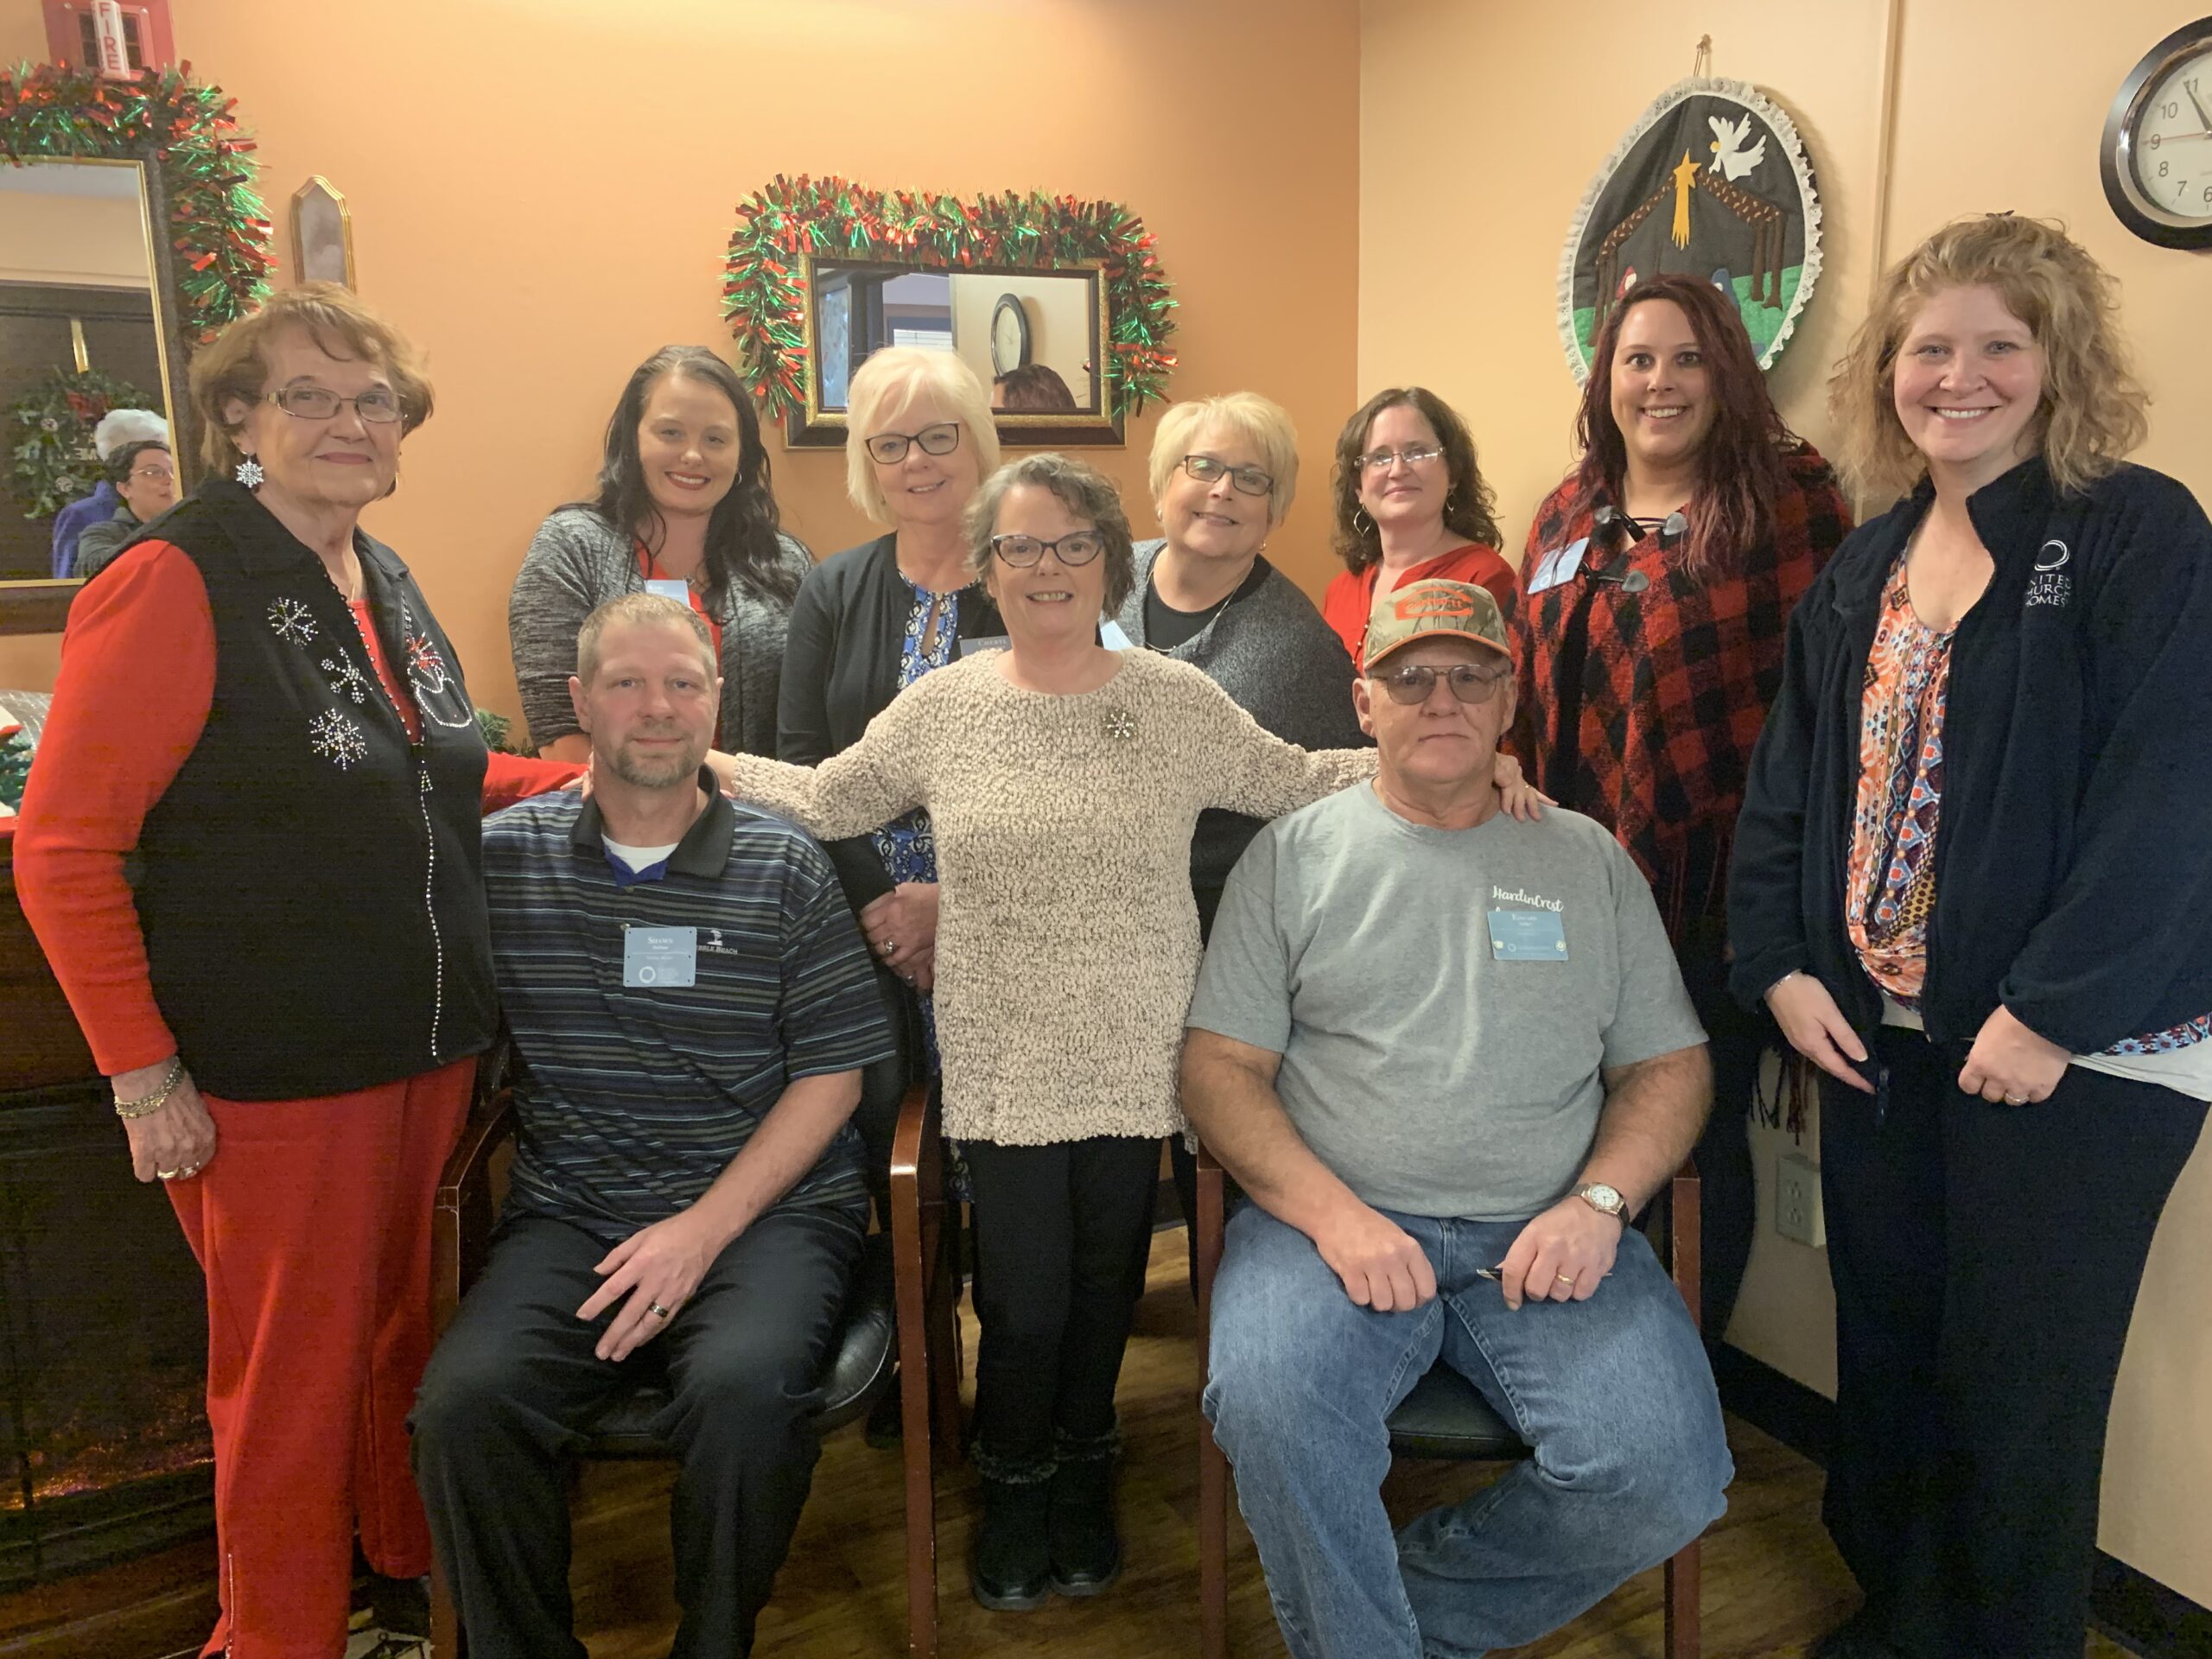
[564,1229,2137,1659]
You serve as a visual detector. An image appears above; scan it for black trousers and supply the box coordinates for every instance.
[1671,923,1770,1342]
[963,1135,1160,1478]
[409,1205,863,1659]
[1819,1027,2206,1659]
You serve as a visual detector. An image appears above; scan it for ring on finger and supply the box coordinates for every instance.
[646,1301,673,1321]
[156,1167,181,1180]
[2003,1092,2027,1105]
[1554,1271,1576,1287]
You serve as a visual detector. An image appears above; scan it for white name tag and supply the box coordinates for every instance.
[622,925,696,988]
[644,578,690,606]
[1527,537,1589,595]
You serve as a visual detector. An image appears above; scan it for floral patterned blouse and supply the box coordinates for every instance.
[1847,553,2209,1054]
[873,579,960,1069]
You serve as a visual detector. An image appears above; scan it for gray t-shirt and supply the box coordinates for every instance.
[1186,784,1705,1220]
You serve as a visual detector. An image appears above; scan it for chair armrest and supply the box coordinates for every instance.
[1192,1141,1227,1351]
[888,1080,940,1203]
[431,1084,516,1340]
[1665,1157,1701,1332]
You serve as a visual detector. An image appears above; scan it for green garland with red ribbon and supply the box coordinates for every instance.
[0,60,272,345]
[8,365,147,519]
[723,175,1177,424]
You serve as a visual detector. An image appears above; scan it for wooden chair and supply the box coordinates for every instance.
[1193,1147,1705,1659]
[428,1046,966,1658]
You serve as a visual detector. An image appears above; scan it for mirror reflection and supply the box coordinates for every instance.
[810,263,1102,418]
[0,159,174,582]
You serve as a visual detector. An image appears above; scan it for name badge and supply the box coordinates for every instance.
[1489,907,1567,962]
[622,925,697,987]
[644,578,691,606]
[1099,617,1137,651]
[1527,537,1589,595]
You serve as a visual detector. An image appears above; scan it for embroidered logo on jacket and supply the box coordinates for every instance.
[2025,539,2072,609]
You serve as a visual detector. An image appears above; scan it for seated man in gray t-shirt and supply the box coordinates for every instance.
[1184,578,1731,1659]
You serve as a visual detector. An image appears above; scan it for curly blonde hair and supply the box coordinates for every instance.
[1829,214,2148,499]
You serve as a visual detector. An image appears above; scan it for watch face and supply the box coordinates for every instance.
[1581,1183,1624,1215]
[2130,48,2212,221]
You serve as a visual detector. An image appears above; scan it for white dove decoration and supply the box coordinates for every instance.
[1707,113,1768,181]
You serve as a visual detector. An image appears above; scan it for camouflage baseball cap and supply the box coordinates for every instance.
[1363,578,1510,671]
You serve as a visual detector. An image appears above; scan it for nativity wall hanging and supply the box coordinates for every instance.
[1557,76,1822,384]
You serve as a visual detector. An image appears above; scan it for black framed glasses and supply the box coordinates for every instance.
[1356,443,1444,473]
[1181,454,1274,497]
[265,385,404,423]
[1373,660,1510,705]
[989,531,1106,568]
[865,422,961,464]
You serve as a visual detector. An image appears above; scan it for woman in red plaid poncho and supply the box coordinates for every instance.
[1508,274,1852,1343]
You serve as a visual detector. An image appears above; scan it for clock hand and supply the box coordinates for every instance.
[2187,79,2212,134]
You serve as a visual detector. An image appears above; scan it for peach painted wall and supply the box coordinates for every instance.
[1361,0,2212,1605]
[0,0,1360,709]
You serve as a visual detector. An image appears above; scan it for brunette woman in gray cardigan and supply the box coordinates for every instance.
[509,346,809,760]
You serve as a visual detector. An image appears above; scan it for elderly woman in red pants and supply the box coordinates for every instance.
[15,284,578,1659]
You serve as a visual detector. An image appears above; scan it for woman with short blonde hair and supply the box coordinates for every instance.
[842,345,1002,524]
[1731,213,2211,1659]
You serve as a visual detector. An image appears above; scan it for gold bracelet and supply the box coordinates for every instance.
[113,1058,184,1121]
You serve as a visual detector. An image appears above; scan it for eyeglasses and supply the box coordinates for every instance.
[989,531,1106,568]
[865,422,961,464]
[1180,454,1274,497]
[1357,443,1444,473]
[265,385,404,423]
[1372,660,1510,705]
[129,466,175,483]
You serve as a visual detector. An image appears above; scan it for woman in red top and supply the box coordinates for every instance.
[1320,386,1515,669]
[1509,274,1851,1344]
[13,285,577,1659]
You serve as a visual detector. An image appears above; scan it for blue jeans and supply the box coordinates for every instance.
[1204,1204,1732,1659]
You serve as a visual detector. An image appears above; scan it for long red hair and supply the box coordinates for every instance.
[1572,275,1796,577]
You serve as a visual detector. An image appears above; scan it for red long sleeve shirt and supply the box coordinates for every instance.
[14,541,580,1077]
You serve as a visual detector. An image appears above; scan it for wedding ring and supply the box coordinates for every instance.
[156,1168,181,1180]
[1555,1273,1576,1286]
[880,939,898,957]
[2003,1093,2026,1105]
[646,1301,672,1320]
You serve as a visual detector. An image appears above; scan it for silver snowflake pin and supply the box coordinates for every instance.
[308,709,369,770]
[267,597,320,646]
[1102,707,1137,741]
[321,652,371,704]
[234,457,264,488]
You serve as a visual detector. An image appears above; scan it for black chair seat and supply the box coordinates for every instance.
[1385,1363,1531,1462]
[580,1230,897,1459]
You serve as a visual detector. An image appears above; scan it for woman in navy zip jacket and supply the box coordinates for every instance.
[1728,214,2212,1659]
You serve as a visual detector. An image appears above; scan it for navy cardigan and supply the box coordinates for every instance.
[1727,457,2212,1053]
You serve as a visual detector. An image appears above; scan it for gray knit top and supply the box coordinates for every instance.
[508,505,811,756]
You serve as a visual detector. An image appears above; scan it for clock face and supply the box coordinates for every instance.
[2129,48,2212,221]
[991,297,1027,373]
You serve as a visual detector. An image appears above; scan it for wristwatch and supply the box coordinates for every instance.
[1572,1182,1627,1223]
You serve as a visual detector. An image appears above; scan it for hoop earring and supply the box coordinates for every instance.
[1351,506,1375,536]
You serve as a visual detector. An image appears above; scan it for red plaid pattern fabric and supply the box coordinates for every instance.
[1510,442,1851,938]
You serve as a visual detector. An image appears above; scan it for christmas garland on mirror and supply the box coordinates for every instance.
[7,366,147,519]
[722,175,1177,423]
[0,60,273,344]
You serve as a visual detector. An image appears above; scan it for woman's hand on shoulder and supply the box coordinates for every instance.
[1765,972,1873,1093]
[1492,751,1552,821]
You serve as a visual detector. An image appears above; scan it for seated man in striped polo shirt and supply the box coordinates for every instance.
[411,594,895,1659]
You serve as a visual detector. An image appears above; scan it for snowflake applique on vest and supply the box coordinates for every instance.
[268,597,320,645]
[308,708,370,769]
[320,648,372,705]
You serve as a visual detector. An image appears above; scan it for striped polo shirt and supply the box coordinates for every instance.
[481,775,894,1243]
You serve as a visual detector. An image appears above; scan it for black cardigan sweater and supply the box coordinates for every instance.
[775,534,1005,912]
[1727,457,2212,1054]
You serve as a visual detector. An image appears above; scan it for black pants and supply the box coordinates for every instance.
[963,1135,1160,1478]
[1819,1028,2206,1659]
[409,1205,863,1658]
[1671,924,1770,1341]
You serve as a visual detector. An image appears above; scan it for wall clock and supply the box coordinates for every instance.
[989,293,1032,374]
[2101,16,2212,250]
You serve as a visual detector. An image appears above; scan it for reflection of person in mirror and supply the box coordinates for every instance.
[12,283,586,1659]
[73,434,180,579]
[50,407,167,578]
[992,362,1079,414]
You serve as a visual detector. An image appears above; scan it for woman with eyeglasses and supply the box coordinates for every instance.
[71,435,181,577]
[1321,386,1516,671]
[715,452,1541,1617]
[509,344,810,762]
[1509,274,1851,1345]
[13,285,582,1659]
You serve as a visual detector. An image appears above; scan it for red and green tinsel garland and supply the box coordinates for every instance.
[0,60,272,345]
[723,175,1178,424]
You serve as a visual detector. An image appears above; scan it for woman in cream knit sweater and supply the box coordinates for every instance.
[721,452,1533,1613]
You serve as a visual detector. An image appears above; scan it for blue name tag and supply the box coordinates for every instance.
[1489,907,1567,961]
[622,925,696,987]
[1099,618,1136,651]
[644,578,691,606]
[1527,537,1589,595]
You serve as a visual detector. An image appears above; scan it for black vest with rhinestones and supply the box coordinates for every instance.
[134,480,496,1100]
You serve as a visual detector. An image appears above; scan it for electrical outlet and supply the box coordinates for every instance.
[1775,1152,1826,1248]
